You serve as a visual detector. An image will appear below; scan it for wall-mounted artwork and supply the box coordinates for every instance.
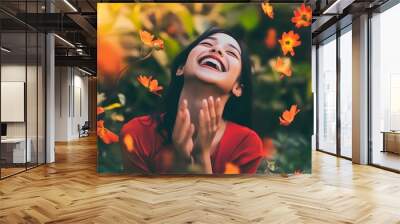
[1,82,25,122]
[97,3,312,175]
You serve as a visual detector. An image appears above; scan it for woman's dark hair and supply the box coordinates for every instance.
[155,27,253,144]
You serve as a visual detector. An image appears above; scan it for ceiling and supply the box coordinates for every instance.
[0,0,393,74]
[1,0,97,73]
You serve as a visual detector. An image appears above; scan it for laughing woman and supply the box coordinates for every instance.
[120,27,263,174]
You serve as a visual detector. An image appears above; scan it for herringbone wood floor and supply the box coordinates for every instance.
[1,136,400,224]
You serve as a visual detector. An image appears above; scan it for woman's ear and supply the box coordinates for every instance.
[176,66,184,76]
[232,82,242,97]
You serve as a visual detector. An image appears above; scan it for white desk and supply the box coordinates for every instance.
[1,138,31,163]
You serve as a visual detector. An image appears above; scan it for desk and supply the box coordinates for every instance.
[1,138,31,163]
[382,131,400,154]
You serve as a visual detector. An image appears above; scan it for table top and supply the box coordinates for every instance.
[381,131,400,134]
[1,138,29,143]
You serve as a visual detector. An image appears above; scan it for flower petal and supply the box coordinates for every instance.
[139,30,154,47]
[224,162,240,174]
[123,134,135,152]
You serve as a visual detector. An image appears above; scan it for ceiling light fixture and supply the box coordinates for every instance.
[54,34,75,48]
[1,47,11,53]
[78,67,94,76]
[63,0,78,12]
[322,0,355,15]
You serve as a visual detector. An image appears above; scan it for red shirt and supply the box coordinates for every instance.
[120,115,263,174]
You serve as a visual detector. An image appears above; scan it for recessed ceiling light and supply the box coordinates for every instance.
[54,34,75,48]
[78,67,93,76]
[322,0,355,15]
[1,47,11,53]
[63,0,78,12]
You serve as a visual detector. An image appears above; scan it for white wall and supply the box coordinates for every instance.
[55,67,89,141]
[72,73,89,138]
[55,66,69,141]
[1,65,41,138]
[1,65,26,139]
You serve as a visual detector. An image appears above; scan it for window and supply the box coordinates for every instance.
[317,36,337,154]
[370,3,400,171]
[339,28,352,158]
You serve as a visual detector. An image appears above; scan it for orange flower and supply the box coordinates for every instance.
[97,120,119,144]
[139,30,164,50]
[97,107,105,115]
[123,134,135,153]
[270,57,292,79]
[98,103,123,115]
[291,4,312,28]
[279,105,300,126]
[262,137,277,160]
[137,75,163,96]
[139,30,154,46]
[224,162,240,174]
[111,113,124,122]
[264,28,277,49]
[98,36,125,76]
[278,31,301,56]
[261,2,274,19]
[152,39,164,50]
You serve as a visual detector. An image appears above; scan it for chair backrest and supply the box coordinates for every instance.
[82,121,90,129]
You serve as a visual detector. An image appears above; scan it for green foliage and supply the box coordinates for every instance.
[239,7,260,31]
[160,33,181,61]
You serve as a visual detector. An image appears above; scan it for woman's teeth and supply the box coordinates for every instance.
[200,57,223,72]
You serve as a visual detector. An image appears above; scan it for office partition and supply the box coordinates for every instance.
[0,0,47,179]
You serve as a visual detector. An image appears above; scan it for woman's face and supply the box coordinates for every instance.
[180,33,242,93]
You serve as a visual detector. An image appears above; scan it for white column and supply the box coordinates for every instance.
[45,1,55,163]
[46,33,55,163]
[312,45,317,151]
[352,14,369,164]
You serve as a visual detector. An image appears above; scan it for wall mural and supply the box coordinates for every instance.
[97,3,312,175]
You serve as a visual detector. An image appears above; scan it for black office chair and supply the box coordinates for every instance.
[79,121,90,138]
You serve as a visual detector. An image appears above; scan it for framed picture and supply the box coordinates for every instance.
[97,2,312,175]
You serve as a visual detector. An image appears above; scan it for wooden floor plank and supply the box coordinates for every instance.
[0,136,400,223]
